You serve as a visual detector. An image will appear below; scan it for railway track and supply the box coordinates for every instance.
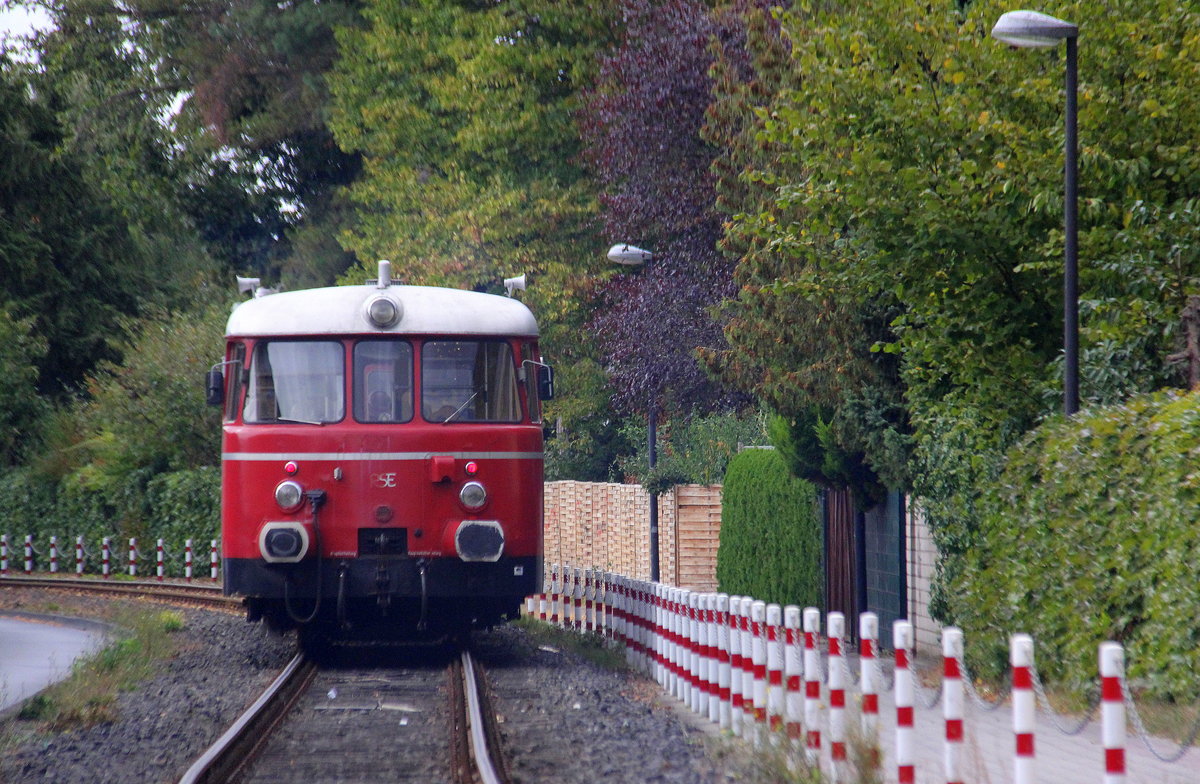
[0,574,241,612]
[2,574,509,783]
[181,647,508,784]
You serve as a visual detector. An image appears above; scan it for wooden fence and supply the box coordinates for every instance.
[543,482,722,590]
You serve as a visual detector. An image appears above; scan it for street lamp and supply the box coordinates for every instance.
[992,10,1080,415]
[606,242,660,582]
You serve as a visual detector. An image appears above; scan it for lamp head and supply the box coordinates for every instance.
[992,10,1077,48]
[606,243,653,266]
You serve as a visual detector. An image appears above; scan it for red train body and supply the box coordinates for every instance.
[208,264,549,641]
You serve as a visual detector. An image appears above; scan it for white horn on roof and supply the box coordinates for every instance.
[377,260,392,289]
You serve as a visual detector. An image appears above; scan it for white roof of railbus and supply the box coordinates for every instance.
[225,283,540,338]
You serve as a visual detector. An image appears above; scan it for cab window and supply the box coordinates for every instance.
[421,340,521,423]
[243,341,344,424]
[354,340,413,423]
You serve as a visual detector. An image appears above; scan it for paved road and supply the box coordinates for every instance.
[0,612,106,713]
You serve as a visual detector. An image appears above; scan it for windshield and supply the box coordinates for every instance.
[421,340,521,423]
[243,341,344,424]
[354,340,413,423]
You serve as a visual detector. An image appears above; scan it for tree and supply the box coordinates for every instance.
[717,0,1200,618]
[577,0,748,430]
[330,0,627,479]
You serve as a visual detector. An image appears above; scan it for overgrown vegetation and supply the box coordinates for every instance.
[953,390,1200,700]
[716,448,821,608]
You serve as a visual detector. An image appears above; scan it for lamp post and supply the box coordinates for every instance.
[992,10,1080,415]
[606,243,660,582]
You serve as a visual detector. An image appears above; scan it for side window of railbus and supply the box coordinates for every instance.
[223,343,246,423]
[354,340,413,423]
[421,340,521,423]
[243,341,345,424]
[521,344,543,424]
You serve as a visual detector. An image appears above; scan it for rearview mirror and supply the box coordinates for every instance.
[205,369,225,406]
[537,365,554,401]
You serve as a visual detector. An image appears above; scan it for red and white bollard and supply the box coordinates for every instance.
[738,597,756,738]
[784,605,803,745]
[102,537,111,579]
[25,534,33,574]
[49,536,58,573]
[727,595,745,736]
[701,594,717,720]
[750,600,768,745]
[129,538,137,577]
[1,534,8,576]
[1011,634,1036,784]
[943,627,965,784]
[716,594,732,730]
[894,619,916,784]
[803,607,822,764]
[572,566,584,631]
[766,603,785,736]
[860,612,880,737]
[76,535,85,575]
[156,538,165,581]
[1100,641,1126,783]
[210,540,219,581]
[828,612,847,774]
[185,539,194,582]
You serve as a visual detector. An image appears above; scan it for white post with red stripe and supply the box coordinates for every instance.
[129,538,137,577]
[156,538,165,581]
[1011,633,1036,784]
[766,603,785,738]
[76,536,85,575]
[703,594,719,721]
[739,597,756,739]
[716,593,731,730]
[728,595,745,737]
[860,612,880,737]
[894,619,916,784]
[803,607,822,764]
[185,539,194,582]
[828,612,847,775]
[25,535,33,574]
[102,537,111,579]
[688,591,702,713]
[1,534,8,576]
[49,536,58,573]
[572,566,583,631]
[1100,641,1126,783]
[943,627,965,784]
[210,540,218,581]
[750,600,768,746]
[784,605,803,746]
[584,568,596,632]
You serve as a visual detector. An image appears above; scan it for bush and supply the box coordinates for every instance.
[716,447,821,607]
[954,390,1200,699]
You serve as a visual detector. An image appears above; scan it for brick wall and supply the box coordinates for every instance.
[542,481,721,590]
[906,500,942,654]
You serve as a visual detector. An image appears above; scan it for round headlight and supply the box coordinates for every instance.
[275,480,304,512]
[459,481,487,510]
[366,296,401,328]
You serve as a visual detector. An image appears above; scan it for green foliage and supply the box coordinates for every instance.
[0,303,48,466]
[716,447,821,608]
[954,391,1200,699]
[618,410,767,496]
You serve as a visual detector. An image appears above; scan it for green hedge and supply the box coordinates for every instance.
[716,447,821,607]
[953,390,1200,699]
[0,466,219,555]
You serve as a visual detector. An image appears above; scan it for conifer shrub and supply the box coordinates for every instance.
[716,447,821,607]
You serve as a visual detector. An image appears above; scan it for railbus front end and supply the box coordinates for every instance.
[206,263,551,641]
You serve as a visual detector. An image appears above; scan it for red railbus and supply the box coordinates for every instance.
[206,262,551,644]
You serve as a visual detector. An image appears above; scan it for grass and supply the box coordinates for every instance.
[7,608,186,731]
[512,615,628,670]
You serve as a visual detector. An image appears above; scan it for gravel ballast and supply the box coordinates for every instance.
[0,589,752,783]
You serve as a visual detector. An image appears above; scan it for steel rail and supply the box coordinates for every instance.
[462,650,505,784]
[0,575,239,610]
[177,652,316,784]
